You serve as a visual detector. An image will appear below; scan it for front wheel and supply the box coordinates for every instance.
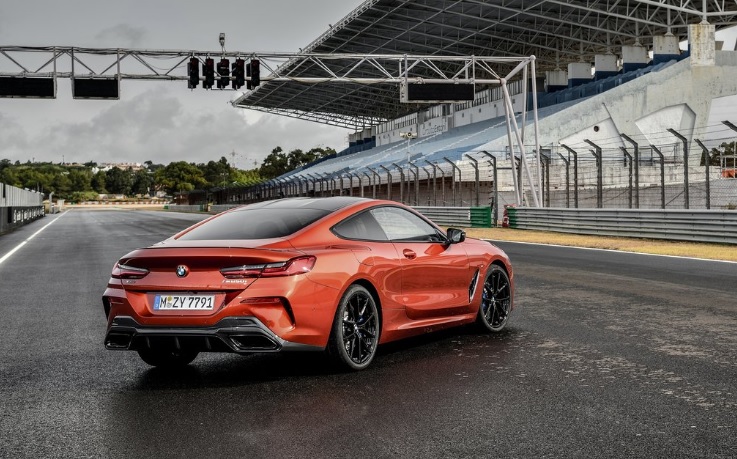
[477,265,512,332]
[327,285,380,371]
[137,348,199,368]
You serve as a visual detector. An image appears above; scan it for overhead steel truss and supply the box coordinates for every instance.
[0,45,545,205]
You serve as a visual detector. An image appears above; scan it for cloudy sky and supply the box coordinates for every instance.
[0,0,362,168]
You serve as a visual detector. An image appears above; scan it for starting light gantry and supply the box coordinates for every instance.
[0,45,543,205]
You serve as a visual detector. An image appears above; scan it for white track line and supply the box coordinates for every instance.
[485,239,737,265]
[0,212,68,265]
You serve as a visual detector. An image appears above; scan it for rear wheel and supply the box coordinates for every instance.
[328,285,380,371]
[137,348,199,368]
[477,265,512,332]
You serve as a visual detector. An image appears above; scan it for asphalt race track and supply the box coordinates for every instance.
[0,210,735,458]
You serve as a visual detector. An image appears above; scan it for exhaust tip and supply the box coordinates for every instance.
[105,332,133,350]
[229,334,279,351]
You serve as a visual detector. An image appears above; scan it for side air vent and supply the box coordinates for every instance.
[468,269,480,303]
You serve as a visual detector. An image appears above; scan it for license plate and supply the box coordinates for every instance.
[153,294,215,310]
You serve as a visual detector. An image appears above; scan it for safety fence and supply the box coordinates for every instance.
[507,207,737,244]
[165,204,495,228]
[0,182,45,235]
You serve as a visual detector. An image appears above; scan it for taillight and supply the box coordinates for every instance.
[220,256,316,279]
[111,262,150,279]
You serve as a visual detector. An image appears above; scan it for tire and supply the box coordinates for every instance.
[327,284,380,371]
[477,265,512,332]
[137,348,199,368]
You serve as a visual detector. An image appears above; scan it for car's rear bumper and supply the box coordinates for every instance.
[104,316,324,354]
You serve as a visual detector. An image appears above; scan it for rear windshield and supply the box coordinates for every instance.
[176,208,330,240]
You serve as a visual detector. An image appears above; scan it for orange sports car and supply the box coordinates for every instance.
[103,197,514,370]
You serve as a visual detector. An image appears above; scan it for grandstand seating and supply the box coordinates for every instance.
[285,57,681,181]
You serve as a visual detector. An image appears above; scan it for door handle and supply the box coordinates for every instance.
[403,249,416,260]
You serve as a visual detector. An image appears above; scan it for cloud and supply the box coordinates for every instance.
[94,24,147,48]
[0,113,29,156]
[19,86,346,167]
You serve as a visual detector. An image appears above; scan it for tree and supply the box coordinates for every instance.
[92,170,107,194]
[154,161,207,195]
[710,142,737,168]
[258,147,289,179]
[131,169,153,196]
[201,157,233,187]
[105,167,133,195]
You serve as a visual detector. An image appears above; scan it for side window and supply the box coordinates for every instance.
[370,207,443,242]
[332,211,389,241]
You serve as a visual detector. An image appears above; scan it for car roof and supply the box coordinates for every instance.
[234,197,370,213]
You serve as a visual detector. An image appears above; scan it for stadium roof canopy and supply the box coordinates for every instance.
[233,0,737,130]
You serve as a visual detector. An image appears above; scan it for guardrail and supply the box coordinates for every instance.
[414,206,493,227]
[507,207,737,244]
[1,183,45,235]
[165,203,495,228]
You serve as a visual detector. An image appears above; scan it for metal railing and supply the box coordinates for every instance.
[414,206,492,227]
[507,207,737,244]
[0,182,45,235]
[165,203,495,228]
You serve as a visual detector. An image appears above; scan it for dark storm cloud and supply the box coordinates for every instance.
[0,0,359,165]
[22,87,344,166]
[94,24,147,48]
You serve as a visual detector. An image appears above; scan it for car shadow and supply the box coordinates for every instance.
[127,324,522,391]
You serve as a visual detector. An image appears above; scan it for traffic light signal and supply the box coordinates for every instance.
[203,58,215,89]
[187,57,199,89]
[250,59,260,88]
[232,58,245,89]
[217,58,230,89]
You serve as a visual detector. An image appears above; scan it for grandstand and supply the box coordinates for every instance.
[226,0,737,211]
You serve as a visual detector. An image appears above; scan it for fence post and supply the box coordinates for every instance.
[443,157,461,207]
[480,151,499,224]
[649,145,666,209]
[560,144,579,208]
[694,139,711,209]
[379,165,393,201]
[619,147,634,208]
[667,128,690,209]
[408,160,421,206]
[465,154,480,207]
[556,150,570,208]
[424,160,438,206]
[620,134,640,208]
[584,139,603,208]
[421,166,433,205]
[391,163,405,204]
[367,167,379,199]
[362,171,371,198]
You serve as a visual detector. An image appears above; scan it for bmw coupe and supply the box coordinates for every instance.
[103,197,514,370]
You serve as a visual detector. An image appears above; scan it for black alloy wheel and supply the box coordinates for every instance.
[328,284,380,370]
[477,265,512,332]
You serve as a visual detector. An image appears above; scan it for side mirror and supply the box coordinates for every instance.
[446,228,466,244]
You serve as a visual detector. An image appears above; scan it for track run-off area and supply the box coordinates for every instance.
[0,209,735,458]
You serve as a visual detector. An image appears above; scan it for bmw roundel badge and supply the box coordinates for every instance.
[176,265,189,278]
